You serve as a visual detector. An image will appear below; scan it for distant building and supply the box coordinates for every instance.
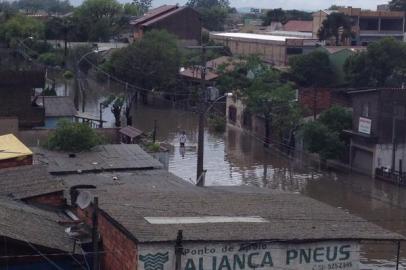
[210,32,318,66]
[0,70,45,128]
[345,88,406,180]
[313,7,406,45]
[283,20,313,33]
[131,5,202,45]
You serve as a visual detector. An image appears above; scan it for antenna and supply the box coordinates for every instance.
[76,191,92,209]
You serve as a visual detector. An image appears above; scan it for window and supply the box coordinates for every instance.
[362,103,369,118]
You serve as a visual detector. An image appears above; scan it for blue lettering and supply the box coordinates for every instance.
[313,248,324,263]
[261,252,273,266]
[247,253,259,268]
[233,254,245,270]
[339,245,351,261]
[218,256,231,270]
[299,249,311,264]
[326,246,338,262]
[286,250,298,265]
[185,259,196,270]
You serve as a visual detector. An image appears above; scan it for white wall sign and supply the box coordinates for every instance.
[358,117,372,135]
[138,241,359,270]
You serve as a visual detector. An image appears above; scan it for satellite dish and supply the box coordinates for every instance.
[76,191,92,209]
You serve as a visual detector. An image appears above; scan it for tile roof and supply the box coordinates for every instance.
[0,198,74,252]
[61,170,404,243]
[33,144,163,174]
[0,165,64,199]
[131,5,177,26]
[283,20,313,32]
[40,96,77,117]
[180,67,219,81]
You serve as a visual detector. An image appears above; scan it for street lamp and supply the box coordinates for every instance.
[196,92,233,187]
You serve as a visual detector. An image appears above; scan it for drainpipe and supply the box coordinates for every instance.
[175,230,183,270]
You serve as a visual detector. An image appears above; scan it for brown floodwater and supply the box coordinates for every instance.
[75,79,406,269]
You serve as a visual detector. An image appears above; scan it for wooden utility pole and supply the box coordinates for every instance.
[187,45,222,186]
[92,197,99,270]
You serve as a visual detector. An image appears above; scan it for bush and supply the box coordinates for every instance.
[208,115,226,133]
[46,120,103,152]
[146,142,160,152]
[38,52,64,66]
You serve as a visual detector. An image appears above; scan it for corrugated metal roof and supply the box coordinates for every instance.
[0,134,32,160]
[119,126,143,139]
[212,32,303,42]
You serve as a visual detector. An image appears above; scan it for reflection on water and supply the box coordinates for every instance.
[132,104,406,270]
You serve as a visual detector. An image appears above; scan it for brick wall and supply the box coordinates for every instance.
[0,155,33,169]
[76,207,138,270]
[24,192,65,208]
[299,88,350,117]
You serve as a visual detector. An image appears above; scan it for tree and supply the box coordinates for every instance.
[12,0,73,14]
[74,0,122,41]
[317,12,353,45]
[302,105,351,160]
[288,51,333,87]
[46,120,103,152]
[328,5,344,10]
[0,15,45,45]
[389,0,406,11]
[106,30,182,123]
[187,0,230,31]
[132,0,152,14]
[262,8,286,26]
[344,37,406,87]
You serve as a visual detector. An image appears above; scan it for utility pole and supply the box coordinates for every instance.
[174,230,183,270]
[92,197,99,270]
[152,120,157,143]
[187,45,222,186]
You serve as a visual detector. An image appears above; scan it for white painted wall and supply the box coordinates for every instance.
[375,144,406,171]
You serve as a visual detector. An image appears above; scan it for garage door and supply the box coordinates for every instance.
[352,148,373,175]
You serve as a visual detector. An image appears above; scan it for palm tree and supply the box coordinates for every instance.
[318,12,354,46]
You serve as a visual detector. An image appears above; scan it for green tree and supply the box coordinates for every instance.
[74,0,122,41]
[187,0,230,31]
[262,8,286,26]
[317,12,353,45]
[132,0,152,14]
[123,3,142,16]
[0,15,45,45]
[46,120,103,152]
[288,51,333,87]
[12,0,73,14]
[106,30,182,124]
[389,0,406,11]
[302,105,351,160]
[344,37,406,87]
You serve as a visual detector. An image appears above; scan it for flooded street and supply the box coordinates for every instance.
[74,80,406,269]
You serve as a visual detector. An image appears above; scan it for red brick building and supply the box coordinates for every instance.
[131,5,202,45]
[0,134,33,169]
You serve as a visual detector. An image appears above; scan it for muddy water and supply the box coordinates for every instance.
[130,104,406,270]
[74,77,406,269]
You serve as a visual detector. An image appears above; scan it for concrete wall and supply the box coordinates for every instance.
[376,143,406,171]
[211,35,288,66]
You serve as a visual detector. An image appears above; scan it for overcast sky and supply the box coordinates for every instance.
[70,0,388,10]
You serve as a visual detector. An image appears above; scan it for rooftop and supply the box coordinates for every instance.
[119,126,143,139]
[180,67,219,81]
[0,198,74,252]
[283,20,313,33]
[0,165,64,199]
[61,170,404,244]
[131,5,177,26]
[211,32,304,42]
[38,96,77,117]
[33,144,163,174]
[0,134,32,161]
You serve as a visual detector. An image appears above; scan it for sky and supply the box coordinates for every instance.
[70,0,388,10]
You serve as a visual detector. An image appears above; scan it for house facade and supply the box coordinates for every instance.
[131,5,202,45]
[346,88,406,178]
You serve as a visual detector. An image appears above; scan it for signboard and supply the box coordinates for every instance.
[358,117,372,135]
[138,241,359,270]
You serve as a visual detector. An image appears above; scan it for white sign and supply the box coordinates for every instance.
[138,241,359,270]
[358,117,371,135]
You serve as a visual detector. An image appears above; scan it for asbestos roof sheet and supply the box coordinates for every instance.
[0,165,64,199]
[212,32,303,42]
[119,126,143,139]
[33,144,163,174]
[0,198,74,252]
[61,170,404,243]
[0,134,32,160]
[41,96,77,117]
